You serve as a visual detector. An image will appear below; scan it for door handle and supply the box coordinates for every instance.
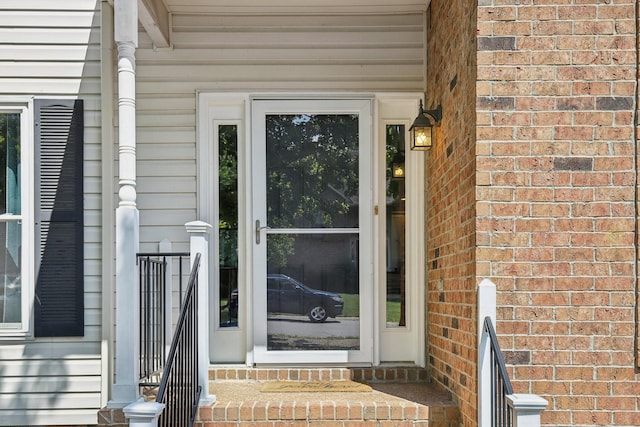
[255,220,270,244]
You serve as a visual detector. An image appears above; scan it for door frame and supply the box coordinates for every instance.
[375,95,426,366]
[198,94,250,363]
[198,92,425,367]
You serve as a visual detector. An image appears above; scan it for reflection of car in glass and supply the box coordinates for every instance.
[267,274,344,322]
[220,288,238,327]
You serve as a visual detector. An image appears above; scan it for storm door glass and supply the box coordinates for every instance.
[253,99,372,364]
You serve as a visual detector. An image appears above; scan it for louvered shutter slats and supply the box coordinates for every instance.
[34,99,84,337]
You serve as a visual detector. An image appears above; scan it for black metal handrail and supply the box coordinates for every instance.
[483,316,514,427]
[137,252,190,385]
[156,253,202,427]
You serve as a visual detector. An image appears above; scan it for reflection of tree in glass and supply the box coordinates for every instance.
[266,114,359,228]
[386,124,403,202]
[265,114,359,267]
[218,125,238,268]
[385,124,406,327]
[0,114,21,216]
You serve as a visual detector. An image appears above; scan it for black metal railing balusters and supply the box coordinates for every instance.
[484,316,514,427]
[137,252,190,387]
[156,253,201,427]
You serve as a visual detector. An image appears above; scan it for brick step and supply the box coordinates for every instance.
[196,367,459,427]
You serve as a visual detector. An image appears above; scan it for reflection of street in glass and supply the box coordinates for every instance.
[268,334,359,351]
[267,314,359,350]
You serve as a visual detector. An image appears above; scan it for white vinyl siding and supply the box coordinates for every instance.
[135,12,424,251]
[0,0,102,425]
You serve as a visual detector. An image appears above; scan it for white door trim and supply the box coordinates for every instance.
[198,93,251,364]
[376,95,426,366]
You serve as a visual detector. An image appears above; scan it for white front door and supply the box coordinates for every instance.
[251,98,373,364]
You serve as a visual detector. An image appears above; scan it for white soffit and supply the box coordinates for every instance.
[163,0,429,15]
[111,0,430,48]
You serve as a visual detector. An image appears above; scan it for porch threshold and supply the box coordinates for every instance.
[197,367,458,427]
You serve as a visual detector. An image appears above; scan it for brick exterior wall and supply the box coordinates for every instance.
[426,1,479,427]
[475,1,639,426]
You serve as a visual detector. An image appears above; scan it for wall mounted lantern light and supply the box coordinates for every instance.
[409,100,442,150]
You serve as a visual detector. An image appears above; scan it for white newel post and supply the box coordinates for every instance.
[124,401,165,427]
[185,221,216,405]
[477,279,496,427]
[111,0,140,407]
[507,394,548,427]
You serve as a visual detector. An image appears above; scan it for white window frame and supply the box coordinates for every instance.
[0,99,35,338]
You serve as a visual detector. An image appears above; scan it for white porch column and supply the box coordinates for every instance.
[477,279,497,427]
[507,394,548,427]
[185,221,216,405]
[111,0,140,407]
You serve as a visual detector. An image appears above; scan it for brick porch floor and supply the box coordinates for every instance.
[98,367,459,427]
[196,367,458,427]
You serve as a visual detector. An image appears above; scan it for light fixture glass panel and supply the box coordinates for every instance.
[411,126,431,150]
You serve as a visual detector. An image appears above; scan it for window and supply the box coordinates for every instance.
[218,124,239,328]
[0,110,25,330]
[0,99,84,337]
[385,124,406,327]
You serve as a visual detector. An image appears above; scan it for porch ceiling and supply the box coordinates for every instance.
[163,0,430,14]
[134,0,430,48]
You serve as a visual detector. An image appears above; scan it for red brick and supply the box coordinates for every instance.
[573,410,613,426]
[515,188,554,202]
[555,396,596,411]
[596,366,636,382]
[531,262,571,276]
[557,5,597,19]
[555,276,594,291]
[573,351,612,365]
[614,411,640,425]
[211,404,227,421]
[514,218,552,232]
[531,231,570,246]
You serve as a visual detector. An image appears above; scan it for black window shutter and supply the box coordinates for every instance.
[34,99,84,337]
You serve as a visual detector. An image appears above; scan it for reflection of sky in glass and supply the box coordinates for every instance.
[292,114,311,125]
